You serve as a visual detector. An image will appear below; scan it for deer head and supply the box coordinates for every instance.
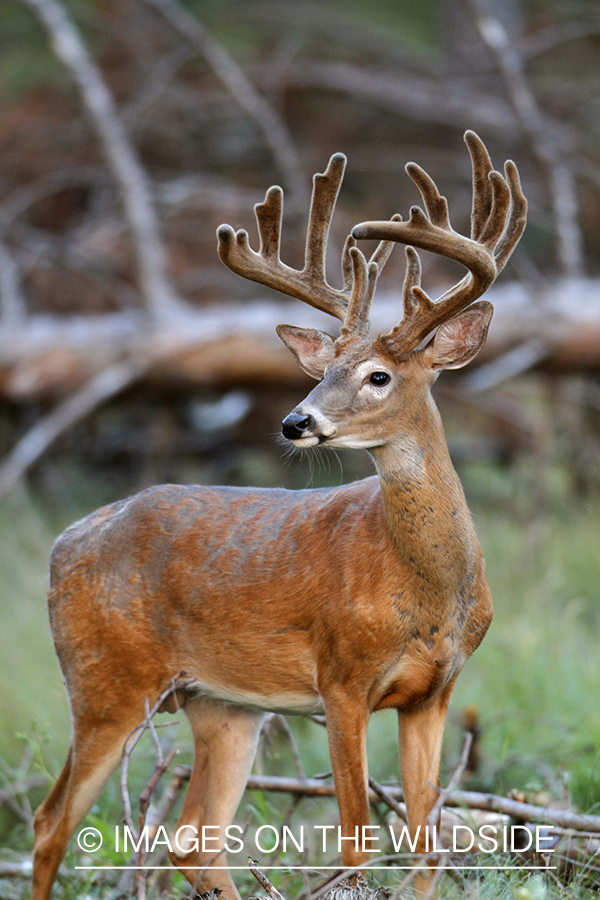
[217,132,526,454]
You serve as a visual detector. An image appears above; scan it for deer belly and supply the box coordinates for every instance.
[174,626,324,715]
[183,677,325,716]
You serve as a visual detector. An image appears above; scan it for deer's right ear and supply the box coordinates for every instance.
[276,325,336,380]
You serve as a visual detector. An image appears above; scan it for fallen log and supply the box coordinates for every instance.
[2,279,600,403]
[3,278,600,496]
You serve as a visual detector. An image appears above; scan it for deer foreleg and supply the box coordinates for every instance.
[324,692,370,871]
[398,683,455,899]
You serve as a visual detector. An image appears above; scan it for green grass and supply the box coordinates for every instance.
[1,465,600,897]
[0,487,71,768]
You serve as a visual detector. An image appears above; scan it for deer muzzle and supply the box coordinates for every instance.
[281,412,317,441]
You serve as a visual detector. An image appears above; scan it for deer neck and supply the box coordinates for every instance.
[369,396,478,591]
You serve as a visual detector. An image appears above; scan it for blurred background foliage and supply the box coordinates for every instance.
[1,0,600,896]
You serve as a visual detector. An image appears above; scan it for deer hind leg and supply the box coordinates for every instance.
[32,715,140,900]
[170,697,264,897]
[398,682,455,900]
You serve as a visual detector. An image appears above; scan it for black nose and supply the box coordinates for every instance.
[281,412,315,440]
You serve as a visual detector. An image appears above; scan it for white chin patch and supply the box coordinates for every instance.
[325,436,383,449]
[290,435,320,447]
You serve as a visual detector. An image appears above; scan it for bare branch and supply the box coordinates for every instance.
[121,45,195,127]
[23,0,181,319]
[0,360,148,497]
[0,789,34,827]
[468,0,584,277]
[146,765,189,830]
[143,0,308,212]
[275,715,307,779]
[387,868,417,900]
[422,868,444,900]
[463,339,550,392]
[0,167,105,228]
[521,20,600,58]
[281,61,517,135]
[242,773,600,833]
[154,173,262,214]
[0,239,27,327]
[119,674,191,898]
[232,1,440,75]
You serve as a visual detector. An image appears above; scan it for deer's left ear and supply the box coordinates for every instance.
[423,301,493,371]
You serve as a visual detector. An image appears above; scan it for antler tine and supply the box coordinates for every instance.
[404,164,451,231]
[340,249,384,339]
[341,213,400,293]
[369,212,402,269]
[494,160,528,274]
[478,170,511,249]
[340,247,369,338]
[465,130,494,242]
[217,155,398,330]
[255,185,283,259]
[341,233,359,292]
[339,212,401,337]
[377,247,435,352]
[304,153,347,280]
[352,131,527,357]
[402,246,425,317]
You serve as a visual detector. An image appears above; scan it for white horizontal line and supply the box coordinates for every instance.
[74,865,557,871]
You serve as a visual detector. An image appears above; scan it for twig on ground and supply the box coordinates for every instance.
[387,867,417,900]
[422,867,444,900]
[119,675,192,900]
[428,731,473,834]
[249,858,288,900]
[368,776,408,824]
[0,862,35,878]
[185,846,229,899]
[240,772,600,834]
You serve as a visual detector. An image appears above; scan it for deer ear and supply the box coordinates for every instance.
[276,325,336,380]
[424,301,493,371]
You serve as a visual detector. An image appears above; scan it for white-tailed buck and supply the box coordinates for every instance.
[33,132,526,899]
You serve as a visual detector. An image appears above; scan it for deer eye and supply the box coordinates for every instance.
[369,371,390,386]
